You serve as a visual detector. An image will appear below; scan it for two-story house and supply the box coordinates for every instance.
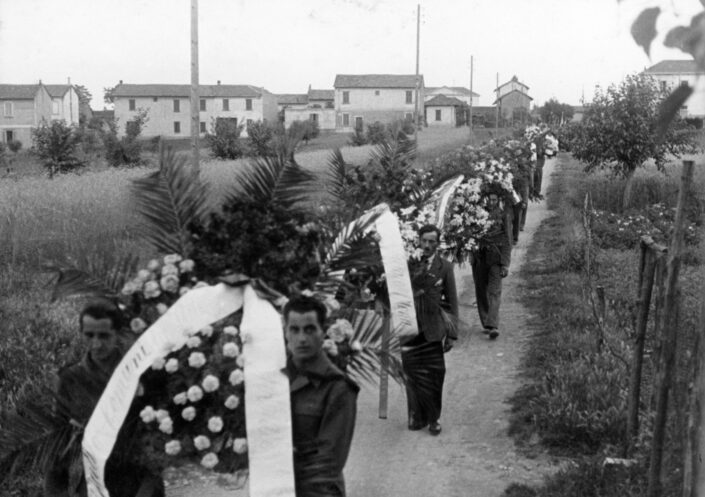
[282,87,336,131]
[45,85,81,125]
[333,74,424,132]
[112,81,278,138]
[644,60,705,117]
[493,75,532,124]
[0,83,66,146]
[425,86,479,106]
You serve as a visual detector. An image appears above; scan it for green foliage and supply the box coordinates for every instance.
[246,120,275,157]
[348,127,368,146]
[206,118,246,160]
[30,120,85,178]
[7,140,22,153]
[537,98,575,126]
[366,121,388,144]
[288,120,319,144]
[102,110,149,167]
[103,86,115,104]
[557,236,596,273]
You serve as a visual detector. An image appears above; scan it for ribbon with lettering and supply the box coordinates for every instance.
[430,175,465,229]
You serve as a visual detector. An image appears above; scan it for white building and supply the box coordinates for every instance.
[644,60,705,117]
[425,86,479,106]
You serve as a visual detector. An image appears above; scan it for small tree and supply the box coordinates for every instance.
[102,109,149,167]
[537,98,575,126]
[31,120,85,177]
[206,118,245,159]
[7,140,22,153]
[247,120,275,157]
[366,121,388,144]
[571,73,694,209]
[288,120,319,144]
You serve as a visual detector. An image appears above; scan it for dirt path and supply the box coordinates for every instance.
[345,159,559,497]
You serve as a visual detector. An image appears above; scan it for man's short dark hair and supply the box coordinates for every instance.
[283,295,326,328]
[79,299,124,332]
[418,224,441,239]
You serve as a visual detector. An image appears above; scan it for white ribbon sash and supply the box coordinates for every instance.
[431,175,465,229]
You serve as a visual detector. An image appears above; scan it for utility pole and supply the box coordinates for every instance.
[469,55,474,142]
[190,0,200,175]
[68,76,73,123]
[495,72,500,132]
[414,4,420,142]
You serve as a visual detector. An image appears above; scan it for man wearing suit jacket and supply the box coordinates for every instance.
[402,224,459,436]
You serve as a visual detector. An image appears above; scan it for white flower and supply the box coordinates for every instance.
[351,340,363,352]
[179,259,195,273]
[156,303,169,315]
[224,394,240,410]
[147,259,161,272]
[223,325,239,336]
[229,369,245,386]
[136,383,145,397]
[207,416,224,433]
[323,296,340,317]
[163,254,183,265]
[193,435,211,451]
[165,358,179,373]
[202,374,220,392]
[150,358,166,372]
[187,385,204,402]
[160,274,180,294]
[164,440,181,456]
[161,263,179,277]
[182,406,197,421]
[136,269,152,282]
[322,339,338,356]
[194,281,209,289]
[140,406,156,423]
[130,317,147,334]
[188,352,207,368]
[186,336,202,348]
[327,319,354,343]
[223,342,240,358]
[155,409,170,422]
[158,416,173,434]
[173,392,188,405]
[236,355,245,368]
[179,286,191,296]
[233,438,248,454]
[200,452,219,469]
[300,289,314,297]
[121,281,139,295]
[199,325,214,337]
[143,280,161,299]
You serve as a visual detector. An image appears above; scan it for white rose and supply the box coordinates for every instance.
[186,336,202,349]
[223,342,240,358]
[229,369,245,386]
[121,281,139,295]
[173,392,188,405]
[182,406,197,421]
[322,339,338,356]
[193,435,211,451]
[300,289,314,297]
[202,374,220,393]
[236,355,245,368]
[160,274,180,293]
[156,303,169,315]
[140,406,156,423]
[179,259,195,273]
[188,352,207,368]
[327,319,354,343]
[199,325,214,337]
[187,385,204,402]
[151,357,166,370]
[179,286,191,296]
[224,394,240,410]
[130,317,147,334]
[136,269,152,282]
[223,325,239,336]
[323,297,341,317]
[161,263,179,277]
[147,259,161,272]
[163,254,183,265]
[351,340,363,352]
[158,416,173,434]
[164,440,181,456]
[194,281,209,289]
[155,409,170,422]
[165,358,179,373]
[200,452,219,469]
[143,280,161,299]
[233,438,248,454]
[207,416,224,433]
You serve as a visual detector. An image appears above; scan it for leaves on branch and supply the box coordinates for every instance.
[655,84,694,142]
[631,7,660,57]
[664,12,705,70]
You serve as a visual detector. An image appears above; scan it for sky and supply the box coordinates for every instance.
[0,0,702,109]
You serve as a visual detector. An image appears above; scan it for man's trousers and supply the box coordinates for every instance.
[471,247,504,329]
[401,333,445,425]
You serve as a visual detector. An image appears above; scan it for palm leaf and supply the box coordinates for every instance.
[320,210,383,276]
[131,146,209,255]
[324,148,348,201]
[370,130,417,173]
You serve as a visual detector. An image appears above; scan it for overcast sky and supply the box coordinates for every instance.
[0,0,701,109]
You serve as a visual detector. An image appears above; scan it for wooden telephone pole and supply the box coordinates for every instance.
[469,56,474,142]
[414,4,420,142]
[190,0,200,175]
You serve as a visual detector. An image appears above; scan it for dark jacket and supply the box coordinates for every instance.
[478,204,513,268]
[284,354,359,497]
[411,254,459,342]
[45,351,164,497]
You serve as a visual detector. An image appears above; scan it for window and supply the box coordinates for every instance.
[435,109,442,121]
[200,121,206,133]
[173,99,180,112]
[223,99,229,111]
[310,113,318,123]
[200,99,206,111]
[5,130,14,142]
[129,99,136,111]
[342,113,350,126]
[3,102,13,117]
[660,81,667,92]
[405,91,413,104]
[174,121,181,134]
[52,100,60,114]
[246,99,253,111]
[680,80,689,87]
[355,116,363,131]
[404,112,413,122]
[375,90,380,96]
[153,97,158,102]
[342,91,350,104]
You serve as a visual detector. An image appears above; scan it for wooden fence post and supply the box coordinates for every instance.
[687,297,705,497]
[647,160,694,497]
[378,312,390,419]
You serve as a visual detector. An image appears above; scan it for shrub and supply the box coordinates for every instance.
[31,119,85,177]
[102,110,149,167]
[247,120,275,157]
[558,236,598,273]
[348,127,368,146]
[206,118,246,159]
[288,120,319,144]
[366,121,388,144]
[7,140,22,153]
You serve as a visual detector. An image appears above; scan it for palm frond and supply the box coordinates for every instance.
[131,146,209,255]
[370,131,417,173]
[227,154,318,211]
[320,208,383,275]
[324,148,348,201]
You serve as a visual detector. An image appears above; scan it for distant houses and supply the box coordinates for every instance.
[0,83,79,146]
[279,87,335,130]
[644,59,705,117]
[493,75,532,124]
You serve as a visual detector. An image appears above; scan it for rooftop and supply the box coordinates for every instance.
[425,95,466,107]
[427,86,479,97]
[334,74,424,89]
[112,83,265,98]
[308,89,334,100]
[644,59,704,74]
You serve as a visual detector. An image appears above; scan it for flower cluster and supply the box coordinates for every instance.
[137,313,248,474]
[524,124,543,142]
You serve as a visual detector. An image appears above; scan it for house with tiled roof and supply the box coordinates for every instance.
[493,75,532,124]
[333,74,425,131]
[425,86,479,106]
[644,59,705,117]
[112,81,278,138]
[424,95,467,127]
[0,83,79,146]
[281,87,336,131]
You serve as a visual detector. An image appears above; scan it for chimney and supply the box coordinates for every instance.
[217,80,221,85]
[119,80,123,84]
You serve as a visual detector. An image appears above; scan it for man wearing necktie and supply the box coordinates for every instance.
[402,224,459,436]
